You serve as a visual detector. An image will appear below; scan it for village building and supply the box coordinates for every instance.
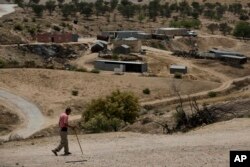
[113,37,142,53]
[170,65,188,74]
[154,28,190,37]
[113,44,130,54]
[94,60,147,73]
[36,32,78,43]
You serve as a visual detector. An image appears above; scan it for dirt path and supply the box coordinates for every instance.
[0,89,45,141]
[0,118,249,167]
[141,46,249,106]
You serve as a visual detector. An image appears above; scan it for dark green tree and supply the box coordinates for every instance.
[207,23,218,34]
[31,4,44,17]
[118,0,135,20]
[110,0,118,12]
[61,3,74,19]
[233,21,250,38]
[45,0,56,15]
[148,0,160,21]
[219,23,232,36]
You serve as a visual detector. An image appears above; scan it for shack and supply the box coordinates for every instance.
[155,28,189,37]
[113,37,142,53]
[208,49,247,64]
[113,44,130,54]
[95,60,147,73]
[170,65,187,74]
[101,30,146,39]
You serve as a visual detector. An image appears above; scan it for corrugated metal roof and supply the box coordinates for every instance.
[158,28,187,31]
[124,37,138,41]
[170,65,187,70]
[209,49,242,55]
[221,55,247,59]
[96,59,145,65]
[121,44,130,48]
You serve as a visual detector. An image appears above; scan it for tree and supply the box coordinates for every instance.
[110,0,118,12]
[45,0,56,15]
[219,23,232,36]
[31,4,44,17]
[118,0,135,20]
[82,90,140,132]
[233,21,250,38]
[95,0,104,18]
[14,0,24,9]
[138,12,145,23]
[57,0,64,8]
[79,2,93,19]
[207,23,218,34]
[61,3,74,19]
[148,0,160,21]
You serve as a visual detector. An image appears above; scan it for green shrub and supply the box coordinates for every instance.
[143,88,150,95]
[72,90,78,96]
[82,90,140,132]
[174,72,182,79]
[90,69,100,73]
[208,91,217,98]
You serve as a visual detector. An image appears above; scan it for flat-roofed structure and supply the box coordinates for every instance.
[36,32,78,43]
[209,49,244,57]
[95,60,147,73]
[113,37,142,53]
[155,28,189,37]
[170,65,187,74]
[101,30,145,39]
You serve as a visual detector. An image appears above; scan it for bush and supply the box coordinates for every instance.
[32,17,36,22]
[81,90,140,132]
[90,69,100,73]
[143,88,150,95]
[23,18,28,22]
[53,25,61,31]
[14,24,23,31]
[0,59,5,68]
[208,91,217,98]
[174,72,182,79]
[72,90,78,96]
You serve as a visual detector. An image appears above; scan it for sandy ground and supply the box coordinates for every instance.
[0,118,249,167]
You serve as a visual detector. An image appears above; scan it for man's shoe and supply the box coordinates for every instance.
[64,152,72,156]
[52,150,58,156]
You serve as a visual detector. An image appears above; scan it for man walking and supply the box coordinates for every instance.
[52,107,74,156]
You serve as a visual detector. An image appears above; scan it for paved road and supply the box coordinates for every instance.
[0,89,45,141]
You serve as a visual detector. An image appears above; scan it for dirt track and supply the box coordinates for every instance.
[0,89,45,141]
[0,118,249,167]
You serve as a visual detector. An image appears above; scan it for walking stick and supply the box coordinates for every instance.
[74,129,83,155]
